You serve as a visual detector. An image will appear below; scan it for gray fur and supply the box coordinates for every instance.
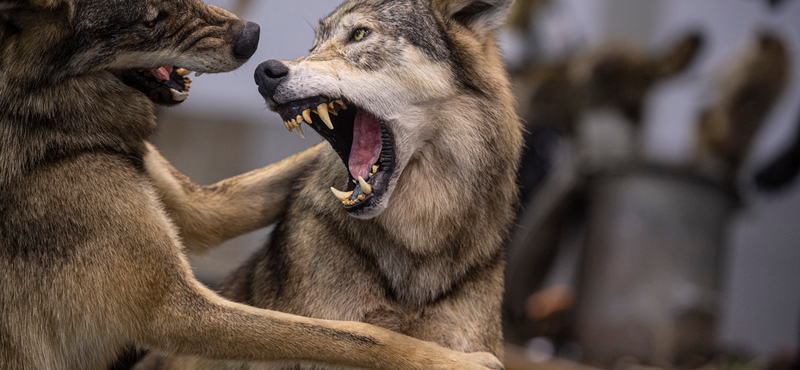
[145,0,522,369]
[0,1,504,370]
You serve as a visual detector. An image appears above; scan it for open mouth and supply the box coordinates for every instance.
[115,66,202,105]
[275,97,396,212]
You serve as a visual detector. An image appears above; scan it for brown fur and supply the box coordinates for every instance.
[0,1,503,369]
[695,33,791,176]
[142,0,522,368]
[513,33,703,135]
[503,33,703,343]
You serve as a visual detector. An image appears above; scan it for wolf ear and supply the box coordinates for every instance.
[653,33,704,79]
[0,0,62,12]
[0,1,20,12]
[434,0,515,34]
[1,0,66,25]
[0,1,21,26]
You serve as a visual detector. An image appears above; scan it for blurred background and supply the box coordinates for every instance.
[151,0,800,369]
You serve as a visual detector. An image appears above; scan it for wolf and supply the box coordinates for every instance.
[0,1,504,370]
[137,0,523,369]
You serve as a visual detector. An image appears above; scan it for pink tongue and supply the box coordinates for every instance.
[150,66,173,81]
[349,110,382,181]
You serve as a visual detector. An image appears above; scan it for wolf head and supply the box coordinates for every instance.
[254,0,518,219]
[0,0,259,105]
[568,33,703,125]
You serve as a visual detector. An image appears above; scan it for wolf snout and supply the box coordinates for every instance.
[254,60,289,99]
[234,21,261,60]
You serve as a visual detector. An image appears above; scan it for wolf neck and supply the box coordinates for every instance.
[380,35,520,252]
[0,72,156,183]
[382,94,519,251]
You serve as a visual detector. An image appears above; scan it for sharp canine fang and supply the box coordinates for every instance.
[358,177,372,195]
[170,88,188,102]
[176,68,191,76]
[331,187,354,202]
[317,104,334,130]
[303,109,313,124]
[296,123,306,139]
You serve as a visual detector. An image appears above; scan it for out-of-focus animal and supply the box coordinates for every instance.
[695,33,791,178]
[510,33,703,204]
[504,33,704,344]
[514,33,703,135]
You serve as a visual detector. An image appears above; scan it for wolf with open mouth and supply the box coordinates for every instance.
[255,0,522,219]
[143,0,522,368]
[1,0,505,369]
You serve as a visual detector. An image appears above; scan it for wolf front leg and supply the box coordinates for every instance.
[138,278,505,370]
[117,167,503,370]
[143,142,324,254]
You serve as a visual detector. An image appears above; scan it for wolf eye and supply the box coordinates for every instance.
[144,11,168,28]
[352,28,369,42]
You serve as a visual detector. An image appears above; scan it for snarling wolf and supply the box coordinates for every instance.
[0,1,503,370]
[139,0,522,368]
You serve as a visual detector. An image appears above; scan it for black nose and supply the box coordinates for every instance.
[254,59,289,99]
[233,21,260,60]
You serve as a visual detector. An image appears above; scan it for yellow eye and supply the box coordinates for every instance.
[145,11,168,28]
[353,28,369,42]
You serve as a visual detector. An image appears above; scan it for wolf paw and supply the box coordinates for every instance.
[436,351,503,370]
[469,352,504,370]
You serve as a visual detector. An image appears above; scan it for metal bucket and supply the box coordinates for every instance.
[573,166,739,368]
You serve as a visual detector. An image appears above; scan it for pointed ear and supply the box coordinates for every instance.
[1,0,67,25]
[0,1,20,13]
[0,0,62,11]
[0,0,59,17]
[0,1,22,28]
[434,0,515,34]
[654,32,704,79]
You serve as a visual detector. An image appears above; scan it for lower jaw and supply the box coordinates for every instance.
[274,98,397,213]
[323,115,397,212]
[114,67,194,106]
[336,171,391,214]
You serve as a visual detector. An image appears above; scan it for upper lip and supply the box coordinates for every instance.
[275,96,347,138]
